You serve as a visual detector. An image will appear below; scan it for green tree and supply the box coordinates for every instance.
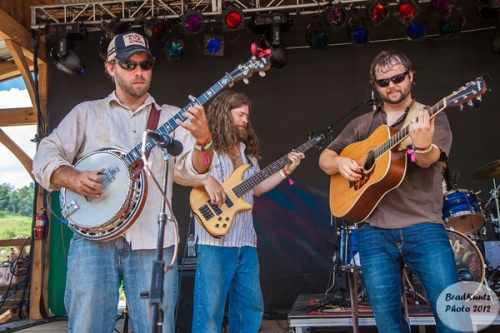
[0,183,13,210]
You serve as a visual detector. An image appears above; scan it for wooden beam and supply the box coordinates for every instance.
[0,238,30,247]
[29,189,49,320]
[0,8,46,63]
[0,107,37,126]
[4,39,36,107]
[0,60,34,82]
[0,128,33,179]
[4,39,36,101]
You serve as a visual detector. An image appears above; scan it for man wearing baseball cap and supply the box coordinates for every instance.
[33,31,214,333]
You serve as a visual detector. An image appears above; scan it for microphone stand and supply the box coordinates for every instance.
[145,148,179,333]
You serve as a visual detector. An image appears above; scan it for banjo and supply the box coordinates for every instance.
[59,52,271,241]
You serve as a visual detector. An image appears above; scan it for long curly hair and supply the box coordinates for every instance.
[207,90,261,160]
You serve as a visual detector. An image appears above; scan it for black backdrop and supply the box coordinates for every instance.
[45,12,500,314]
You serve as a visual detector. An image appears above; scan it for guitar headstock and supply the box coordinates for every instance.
[447,77,487,108]
[228,46,272,84]
[308,131,329,150]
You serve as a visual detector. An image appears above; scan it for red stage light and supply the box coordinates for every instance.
[371,3,388,21]
[222,7,245,32]
[398,2,416,21]
[225,11,242,29]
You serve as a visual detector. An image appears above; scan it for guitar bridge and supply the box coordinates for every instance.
[61,200,79,219]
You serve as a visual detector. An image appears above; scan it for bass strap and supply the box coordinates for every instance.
[398,100,424,151]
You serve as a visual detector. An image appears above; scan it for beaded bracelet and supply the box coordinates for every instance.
[194,135,212,165]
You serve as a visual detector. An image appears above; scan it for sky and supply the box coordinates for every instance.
[0,76,37,189]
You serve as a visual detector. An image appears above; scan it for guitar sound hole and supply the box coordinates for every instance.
[364,151,375,170]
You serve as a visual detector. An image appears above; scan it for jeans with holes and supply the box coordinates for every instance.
[192,245,264,333]
[358,222,463,333]
[64,235,178,333]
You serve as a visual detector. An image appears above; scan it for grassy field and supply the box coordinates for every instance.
[0,211,32,258]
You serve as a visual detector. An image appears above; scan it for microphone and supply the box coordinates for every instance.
[146,130,184,156]
[368,90,377,110]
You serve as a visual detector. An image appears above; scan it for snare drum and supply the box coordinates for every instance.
[442,189,484,234]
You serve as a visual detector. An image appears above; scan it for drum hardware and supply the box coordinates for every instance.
[442,189,485,234]
[473,160,500,238]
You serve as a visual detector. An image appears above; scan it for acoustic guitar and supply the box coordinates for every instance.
[329,77,487,223]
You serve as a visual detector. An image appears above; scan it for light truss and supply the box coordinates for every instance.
[31,0,371,31]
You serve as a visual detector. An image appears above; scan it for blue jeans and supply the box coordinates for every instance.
[64,235,178,333]
[192,245,264,333]
[358,222,461,333]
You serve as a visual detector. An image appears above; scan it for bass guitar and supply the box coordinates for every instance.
[190,133,326,237]
[59,51,271,241]
[329,77,487,223]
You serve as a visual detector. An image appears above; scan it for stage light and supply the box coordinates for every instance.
[406,21,427,41]
[144,19,168,40]
[260,36,288,68]
[204,33,224,56]
[222,7,245,32]
[439,19,461,39]
[431,0,453,17]
[50,35,85,74]
[98,35,110,60]
[367,1,390,27]
[305,15,329,50]
[325,4,350,30]
[165,38,184,60]
[102,20,130,39]
[181,11,205,35]
[394,0,422,26]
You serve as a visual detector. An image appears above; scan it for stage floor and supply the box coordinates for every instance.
[288,294,500,333]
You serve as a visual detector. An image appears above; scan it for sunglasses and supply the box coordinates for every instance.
[112,60,154,71]
[375,71,409,87]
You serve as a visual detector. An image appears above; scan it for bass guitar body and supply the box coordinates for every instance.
[329,125,406,223]
[190,164,252,237]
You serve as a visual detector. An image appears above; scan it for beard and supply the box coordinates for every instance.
[114,72,151,99]
[380,84,411,105]
[235,125,249,142]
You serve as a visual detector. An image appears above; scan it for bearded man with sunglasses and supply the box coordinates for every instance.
[319,51,465,332]
[32,32,213,333]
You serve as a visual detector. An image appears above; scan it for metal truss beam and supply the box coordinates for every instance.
[31,0,371,31]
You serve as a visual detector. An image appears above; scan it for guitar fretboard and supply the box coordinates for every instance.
[122,74,233,168]
[232,135,324,197]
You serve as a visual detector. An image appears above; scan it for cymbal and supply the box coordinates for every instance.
[473,160,500,180]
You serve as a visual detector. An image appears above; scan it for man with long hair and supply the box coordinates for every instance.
[175,90,304,332]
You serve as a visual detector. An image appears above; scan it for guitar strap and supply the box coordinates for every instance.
[398,100,424,151]
[133,105,161,178]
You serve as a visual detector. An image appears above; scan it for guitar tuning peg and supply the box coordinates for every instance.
[460,105,464,111]
[259,71,266,77]
[468,100,473,107]
[243,78,249,84]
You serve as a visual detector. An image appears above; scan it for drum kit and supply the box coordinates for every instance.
[335,159,500,305]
